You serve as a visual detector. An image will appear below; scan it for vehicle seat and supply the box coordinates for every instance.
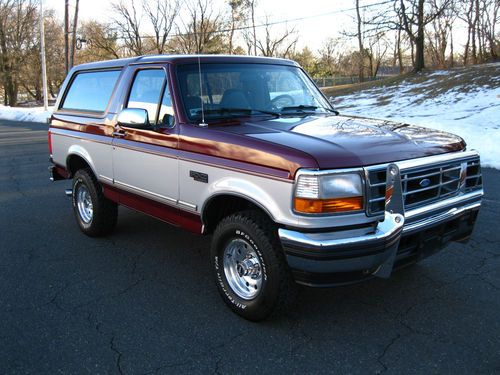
[220,89,250,109]
[184,95,203,115]
[241,74,270,109]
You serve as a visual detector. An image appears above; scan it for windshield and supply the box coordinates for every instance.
[176,63,333,121]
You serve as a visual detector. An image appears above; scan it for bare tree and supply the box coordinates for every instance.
[318,38,343,76]
[392,23,405,73]
[482,0,499,60]
[255,18,297,58]
[243,0,257,55]
[43,11,66,97]
[227,0,247,54]
[78,20,121,60]
[112,1,144,55]
[355,0,365,82]
[426,0,457,68]
[0,0,38,105]
[143,0,179,54]
[174,0,226,54]
[396,0,451,72]
[460,0,499,64]
[366,31,390,78]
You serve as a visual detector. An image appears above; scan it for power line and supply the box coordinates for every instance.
[87,0,394,42]
[234,0,394,31]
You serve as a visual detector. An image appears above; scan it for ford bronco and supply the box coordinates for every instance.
[48,55,483,321]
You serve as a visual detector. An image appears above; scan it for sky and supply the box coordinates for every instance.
[44,0,367,52]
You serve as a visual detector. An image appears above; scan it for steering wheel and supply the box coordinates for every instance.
[270,94,294,109]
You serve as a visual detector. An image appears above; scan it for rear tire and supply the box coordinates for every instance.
[72,168,118,237]
[211,210,295,321]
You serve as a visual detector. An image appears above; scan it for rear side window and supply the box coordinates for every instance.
[61,70,121,112]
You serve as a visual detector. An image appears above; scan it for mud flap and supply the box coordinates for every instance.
[373,163,405,279]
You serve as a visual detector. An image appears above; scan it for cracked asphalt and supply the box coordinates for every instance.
[0,119,499,374]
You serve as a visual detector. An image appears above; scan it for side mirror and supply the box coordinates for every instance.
[328,96,335,105]
[160,113,175,128]
[117,108,150,129]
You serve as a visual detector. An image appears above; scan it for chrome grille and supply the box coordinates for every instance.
[366,156,482,215]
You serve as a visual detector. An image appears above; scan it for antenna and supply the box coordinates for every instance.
[198,55,207,127]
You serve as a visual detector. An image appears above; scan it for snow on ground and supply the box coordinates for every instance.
[0,105,53,123]
[333,63,500,169]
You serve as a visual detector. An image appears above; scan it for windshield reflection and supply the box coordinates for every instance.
[176,63,332,121]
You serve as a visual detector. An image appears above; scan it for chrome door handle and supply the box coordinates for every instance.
[113,129,126,137]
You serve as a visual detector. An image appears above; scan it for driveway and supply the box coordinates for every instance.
[0,119,498,374]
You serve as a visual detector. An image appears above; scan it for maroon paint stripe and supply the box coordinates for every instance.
[50,127,111,144]
[53,126,293,181]
[178,149,291,181]
[102,183,203,234]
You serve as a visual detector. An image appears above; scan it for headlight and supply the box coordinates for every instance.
[294,172,364,214]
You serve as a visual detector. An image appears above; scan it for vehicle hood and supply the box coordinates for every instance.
[223,114,466,169]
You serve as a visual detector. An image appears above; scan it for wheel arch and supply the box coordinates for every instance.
[66,146,97,178]
[201,193,276,234]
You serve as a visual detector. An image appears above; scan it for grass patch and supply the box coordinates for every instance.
[321,74,410,97]
[321,63,500,100]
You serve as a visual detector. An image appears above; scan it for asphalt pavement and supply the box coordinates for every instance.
[0,119,499,374]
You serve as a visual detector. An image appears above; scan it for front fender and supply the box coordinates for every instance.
[206,178,283,221]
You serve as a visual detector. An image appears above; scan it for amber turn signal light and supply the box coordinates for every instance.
[294,196,364,214]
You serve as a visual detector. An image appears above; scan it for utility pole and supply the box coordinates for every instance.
[40,0,48,111]
[64,0,69,73]
[69,0,79,69]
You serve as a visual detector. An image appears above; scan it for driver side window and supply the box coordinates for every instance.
[127,69,166,125]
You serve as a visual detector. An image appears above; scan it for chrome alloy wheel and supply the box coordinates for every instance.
[75,185,93,224]
[223,238,263,300]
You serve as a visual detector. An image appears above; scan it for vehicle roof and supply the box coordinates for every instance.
[72,54,299,72]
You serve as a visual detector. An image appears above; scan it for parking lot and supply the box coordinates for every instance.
[1,119,499,374]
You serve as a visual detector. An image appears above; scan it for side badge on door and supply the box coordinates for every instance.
[190,171,208,183]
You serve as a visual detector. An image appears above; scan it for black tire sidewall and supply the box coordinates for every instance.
[212,218,282,320]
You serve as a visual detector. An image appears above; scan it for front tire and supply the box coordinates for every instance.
[72,168,118,237]
[211,210,295,321]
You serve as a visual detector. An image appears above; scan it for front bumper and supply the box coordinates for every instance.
[279,190,482,286]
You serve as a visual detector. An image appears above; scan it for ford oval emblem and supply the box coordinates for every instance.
[419,178,431,188]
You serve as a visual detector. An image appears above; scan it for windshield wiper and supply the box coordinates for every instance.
[280,105,339,115]
[280,105,318,112]
[323,107,340,115]
[193,107,280,118]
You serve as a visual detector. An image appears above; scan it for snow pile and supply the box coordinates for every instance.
[334,63,500,169]
[0,105,53,123]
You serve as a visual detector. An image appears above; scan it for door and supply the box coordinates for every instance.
[112,66,179,207]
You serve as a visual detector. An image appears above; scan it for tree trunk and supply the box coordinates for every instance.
[397,28,403,73]
[355,0,364,82]
[449,25,454,68]
[5,76,17,107]
[471,0,478,64]
[49,81,56,99]
[463,28,470,65]
[413,0,425,72]
[475,0,482,62]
